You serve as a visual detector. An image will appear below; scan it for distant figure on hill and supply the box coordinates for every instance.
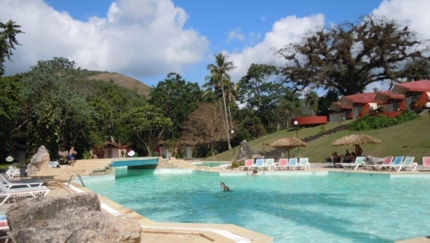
[220,182,230,192]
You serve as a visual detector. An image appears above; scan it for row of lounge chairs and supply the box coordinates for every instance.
[0,172,50,205]
[239,158,310,171]
[335,156,420,172]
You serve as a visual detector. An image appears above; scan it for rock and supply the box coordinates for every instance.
[27,145,50,175]
[236,140,254,162]
[7,192,142,243]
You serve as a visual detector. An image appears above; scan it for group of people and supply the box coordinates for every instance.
[326,145,363,167]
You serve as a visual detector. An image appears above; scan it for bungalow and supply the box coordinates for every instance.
[390,80,430,110]
[374,91,404,117]
[104,141,130,159]
[329,93,382,121]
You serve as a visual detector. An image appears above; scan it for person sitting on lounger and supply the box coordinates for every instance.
[220,182,230,191]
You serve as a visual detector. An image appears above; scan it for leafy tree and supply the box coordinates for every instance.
[18,57,94,157]
[277,15,429,95]
[304,90,319,115]
[120,105,173,156]
[317,89,340,116]
[0,20,23,76]
[181,103,228,156]
[0,75,23,159]
[149,72,203,139]
[238,63,281,128]
[274,88,304,128]
[204,53,236,149]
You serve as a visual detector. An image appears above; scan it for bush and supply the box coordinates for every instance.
[231,160,244,168]
[349,109,419,131]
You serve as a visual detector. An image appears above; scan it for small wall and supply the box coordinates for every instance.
[291,116,328,126]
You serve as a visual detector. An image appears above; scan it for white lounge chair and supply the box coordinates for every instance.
[49,161,61,169]
[390,156,417,172]
[286,158,298,170]
[366,156,393,170]
[0,183,50,205]
[5,166,19,179]
[343,156,366,170]
[275,158,288,170]
[0,173,44,189]
[239,159,254,171]
[264,158,275,171]
[298,158,310,170]
[387,156,405,171]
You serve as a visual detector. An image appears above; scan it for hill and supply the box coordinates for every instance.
[206,114,430,163]
[87,71,151,98]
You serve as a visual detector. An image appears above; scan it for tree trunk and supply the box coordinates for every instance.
[221,84,231,149]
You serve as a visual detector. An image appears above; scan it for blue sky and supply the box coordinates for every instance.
[2,0,430,90]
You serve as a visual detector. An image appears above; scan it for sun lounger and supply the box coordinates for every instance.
[297,158,310,170]
[386,156,404,171]
[342,156,366,170]
[5,166,19,179]
[239,159,254,171]
[422,157,430,171]
[49,161,61,169]
[275,158,288,170]
[390,156,417,172]
[250,159,266,171]
[0,173,44,189]
[286,158,298,170]
[0,183,50,205]
[264,158,275,171]
[219,163,232,170]
[366,156,393,170]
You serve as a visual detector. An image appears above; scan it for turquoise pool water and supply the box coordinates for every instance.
[85,171,430,242]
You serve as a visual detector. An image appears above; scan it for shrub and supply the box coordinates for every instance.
[231,160,243,168]
[349,109,419,131]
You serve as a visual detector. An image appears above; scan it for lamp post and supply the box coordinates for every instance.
[426,102,430,119]
[230,130,235,155]
[294,121,300,151]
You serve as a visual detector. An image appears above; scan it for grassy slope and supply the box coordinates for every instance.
[87,71,151,98]
[205,115,430,163]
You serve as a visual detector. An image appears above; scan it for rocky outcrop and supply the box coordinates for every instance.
[236,140,254,162]
[27,145,50,174]
[6,192,142,243]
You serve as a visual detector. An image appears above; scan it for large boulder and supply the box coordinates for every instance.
[27,145,50,174]
[236,140,254,162]
[6,192,142,243]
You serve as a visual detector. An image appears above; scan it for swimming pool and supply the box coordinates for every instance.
[85,170,430,242]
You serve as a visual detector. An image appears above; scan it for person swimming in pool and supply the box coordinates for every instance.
[252,168,258,176]
[220,182,230,191]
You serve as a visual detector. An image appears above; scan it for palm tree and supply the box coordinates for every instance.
[203,53,235,149]
[0,20,23,76]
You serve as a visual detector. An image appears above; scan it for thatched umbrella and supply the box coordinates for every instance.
[270,137,308,158]
[331,134,381,146]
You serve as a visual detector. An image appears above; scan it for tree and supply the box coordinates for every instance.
[304,90,319,115]
[181,103,228,156]
[18,57,94,157]
[149,72,203,139]
[277,15,429,96]
[317,89,340,116]
[204,53,235,149]
[0,20,23,76]
[238,63,281,128]
[121,105,173,156]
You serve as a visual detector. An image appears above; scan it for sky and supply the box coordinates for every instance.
[1,0,430,91]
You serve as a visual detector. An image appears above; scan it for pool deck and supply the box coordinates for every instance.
[2,162,430,243]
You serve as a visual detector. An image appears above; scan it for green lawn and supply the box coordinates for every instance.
[205,115,430,164]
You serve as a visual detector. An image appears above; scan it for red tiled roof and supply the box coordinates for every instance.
[392,80,430,93]
[328,102,352,111]
[375,91,404,101]
[341,93,378,104]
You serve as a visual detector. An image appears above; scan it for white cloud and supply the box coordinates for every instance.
[226,28,245,43]
[225,14,325,83]
[1,0,209,81]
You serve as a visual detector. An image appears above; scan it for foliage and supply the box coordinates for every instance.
[18,57,95,157]
[317,89,340,116]
[238,63,281,128]
[181,103,228,156]
[120,105,173,156]
[0,20,23,76]
[149,72,203,139]
[349,110,418,131]
[304,90,319,115]
[277,15,429,95]
[231,160,244,168]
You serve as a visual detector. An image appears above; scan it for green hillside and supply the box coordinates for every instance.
[87,71,151,98]
[206,114,430,164]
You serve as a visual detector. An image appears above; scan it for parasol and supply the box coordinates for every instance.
[331,134,381,146]
[270,137,308,158]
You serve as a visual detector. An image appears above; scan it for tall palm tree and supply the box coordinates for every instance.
[0,20,23,75]
[203,53,235,149]
[304,91,319,115]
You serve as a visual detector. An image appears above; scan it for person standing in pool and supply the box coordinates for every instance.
[220,182,230,191]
